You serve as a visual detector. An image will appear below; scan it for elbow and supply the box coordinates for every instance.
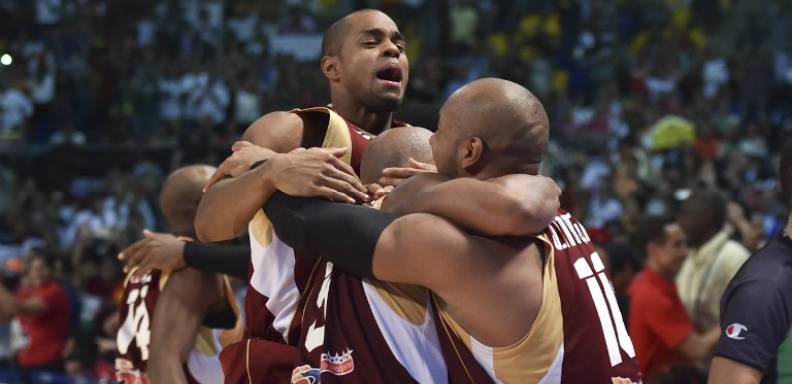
[502,196,558,236]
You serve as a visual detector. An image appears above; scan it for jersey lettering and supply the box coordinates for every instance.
[305,263,333,353]
[117,274,153,361]
[551,214,636,367]
[574,252,635,366]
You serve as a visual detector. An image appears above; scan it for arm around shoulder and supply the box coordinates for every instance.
[195,112,304,241]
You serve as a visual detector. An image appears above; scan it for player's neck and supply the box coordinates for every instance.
[331,98,392,134]
[785,216,792,238]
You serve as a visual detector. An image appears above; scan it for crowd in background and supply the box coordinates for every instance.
[1,0,791,382]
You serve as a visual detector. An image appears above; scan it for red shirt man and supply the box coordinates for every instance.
[16,277,70,367]
[628,216,720,380]
[629,267,693,373]
[0,253,71,371]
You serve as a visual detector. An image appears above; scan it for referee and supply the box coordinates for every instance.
[709,140,792,384]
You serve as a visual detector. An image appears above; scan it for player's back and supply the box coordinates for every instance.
[116,268,238,384]
[547,210,642,383]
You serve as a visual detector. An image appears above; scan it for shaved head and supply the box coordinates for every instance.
[322,9,386,57]
[159,165,215,236]
[360,127,434,185]
[432,78,549,178]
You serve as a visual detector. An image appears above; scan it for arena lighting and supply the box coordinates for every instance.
[0,54,11,66]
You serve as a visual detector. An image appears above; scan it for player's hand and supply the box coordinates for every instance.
[365,183,394,201]
[204,141,274,192]
[118,229,186,278]
[266,147,368,204]
[379,158,437,187]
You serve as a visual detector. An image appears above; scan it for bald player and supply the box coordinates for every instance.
[264,78,642,383]
[196,10,562,383]
[116,165,243,384]
[359,126,434,187]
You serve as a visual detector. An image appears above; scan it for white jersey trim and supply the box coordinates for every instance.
[249,227,299,343]
[362,280,448,384]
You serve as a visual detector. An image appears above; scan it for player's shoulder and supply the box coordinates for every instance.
[241,111,305,147]
[729,238,792,291]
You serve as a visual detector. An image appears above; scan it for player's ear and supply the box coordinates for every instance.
[460,137,484,171]
[321,56,341,82]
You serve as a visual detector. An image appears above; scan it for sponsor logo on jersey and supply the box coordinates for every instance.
[726,323,748,340]
[292,365,321,384]
[320,348,355,376]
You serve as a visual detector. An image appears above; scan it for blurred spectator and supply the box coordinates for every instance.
[676,191,749,332]
[602,241,642,323]
[0,0,791,379]
[0,82,33,138]
[0,252,71,380]
[629,216,720,383]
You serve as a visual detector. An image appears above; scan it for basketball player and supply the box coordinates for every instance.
[195,13,411,376]
[264,78,642,383]
[115,165,243,384]
[195,10,561,383]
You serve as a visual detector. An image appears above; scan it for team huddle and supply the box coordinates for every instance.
[113,9,643,384]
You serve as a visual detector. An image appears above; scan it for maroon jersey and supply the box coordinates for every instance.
[548,210,642,383]
[431,210,642,384]
[227,108,408,383]
[115,270,168,384]
[291,261,451,384]
[240,108,404,345]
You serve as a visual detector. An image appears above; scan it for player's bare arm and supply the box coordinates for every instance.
[382,172,561,236]
[195,112,367,241]
[118,230,250,279]
[708,357,762,384]
[675,326,721,363]
[147,268,225,384]
[264,193,544,346]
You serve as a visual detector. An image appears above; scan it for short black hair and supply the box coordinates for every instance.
[321,9,380,57]
[781,139,792,208]
[634,216,676,254]
[603,241,643,274]
[321,16,348,57]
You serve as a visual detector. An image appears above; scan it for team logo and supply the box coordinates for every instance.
[726,323,748,340]
[292,365,322,384]
[320,349,355,376]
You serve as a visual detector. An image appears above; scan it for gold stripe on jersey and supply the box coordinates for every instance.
[249,210,274,247]
[292,107,355,165]
[158,270,171,291]
[249,107,354,247]
[219,276,244,348]
[436,234,563,383]
[368,281,429,325]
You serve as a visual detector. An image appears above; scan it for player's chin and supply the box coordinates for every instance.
[370,93,403,112]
